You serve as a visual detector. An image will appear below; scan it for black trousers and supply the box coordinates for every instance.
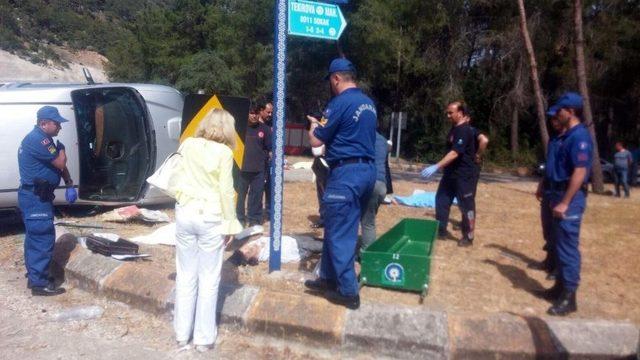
[435,175,476,240]
[264,161,271,218]
[236,170,266,225]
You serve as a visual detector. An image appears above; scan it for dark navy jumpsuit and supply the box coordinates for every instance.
[18,126,63,288]
[540,135,562,271]
[313,88,377,298]
[547,124,592,292]
[435,123,477,240]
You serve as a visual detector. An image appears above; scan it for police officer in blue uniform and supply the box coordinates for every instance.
[18,106,77,296]
[422,101,477,247]
[304,58,377,309]
[541,92,593,316]
[534,116,564,280]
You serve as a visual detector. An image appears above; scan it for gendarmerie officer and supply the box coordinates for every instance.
[534,116,564,280]
[305,58,377,310]
[18,106,76,296]
[422,101,477,247]
[541,92,593,316]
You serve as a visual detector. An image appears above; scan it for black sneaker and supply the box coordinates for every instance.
[325,290,360,310]
[31,283,65,296]
[457,237,473,247]
[304,278,333,292]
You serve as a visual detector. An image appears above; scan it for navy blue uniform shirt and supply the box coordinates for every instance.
[548,123,593,183]
[443,123,477,179]
[544,135,562,183]
[313,88,376,164]
[18,126,61,186]
[242,122,272,172]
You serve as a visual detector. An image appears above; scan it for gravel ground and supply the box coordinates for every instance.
[0,265,345,360]
[2,173,639,325]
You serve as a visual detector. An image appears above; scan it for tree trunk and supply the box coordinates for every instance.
[511,108,519,158]
[574,0,605,193]
[517,0,549,155]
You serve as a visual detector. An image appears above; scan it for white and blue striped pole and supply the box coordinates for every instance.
[269,0,288,272]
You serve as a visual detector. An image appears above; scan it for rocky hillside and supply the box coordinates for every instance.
[0,47,108,83]
[0,0,173,83]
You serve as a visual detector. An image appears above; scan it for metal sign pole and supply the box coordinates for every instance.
[269,0,288,272]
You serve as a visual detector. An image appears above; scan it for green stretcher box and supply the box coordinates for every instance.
[359,218,438,297]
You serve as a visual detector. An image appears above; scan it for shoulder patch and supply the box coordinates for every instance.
[41,138,51,146]
[47,145,57,154]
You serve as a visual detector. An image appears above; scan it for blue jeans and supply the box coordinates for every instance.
[614,168,630,197]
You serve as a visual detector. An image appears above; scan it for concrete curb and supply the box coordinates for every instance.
[52,238,639,359]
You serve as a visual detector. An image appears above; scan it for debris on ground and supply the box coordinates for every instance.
[51,305,104,322]
[54,220,113,229]
[100,205,170,223]
[291,161,313,170]
[131,223,176,246]
[111,254,151,261]
[86,235,139,257]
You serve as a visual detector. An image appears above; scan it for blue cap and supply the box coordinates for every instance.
[546,92,583,117]
[325,58,356,80]
[37,106,68,123]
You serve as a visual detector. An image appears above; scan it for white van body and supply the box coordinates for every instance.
[0,83,184,209]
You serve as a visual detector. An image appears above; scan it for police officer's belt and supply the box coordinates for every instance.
[20,184,36,191]
[548,181,588,193]
[330,157,373,170]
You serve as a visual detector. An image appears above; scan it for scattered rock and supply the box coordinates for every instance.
[52,305,104,322]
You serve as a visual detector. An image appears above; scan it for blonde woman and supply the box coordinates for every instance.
[171,108,242,351]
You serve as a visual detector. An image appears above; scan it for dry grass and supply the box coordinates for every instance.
[3,174,639,324]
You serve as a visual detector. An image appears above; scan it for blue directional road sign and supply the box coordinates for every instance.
[288,0,347,40]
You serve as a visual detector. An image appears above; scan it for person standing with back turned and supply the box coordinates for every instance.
[171,109,242,351]
[18,106,76,296]
[304,58,377,310]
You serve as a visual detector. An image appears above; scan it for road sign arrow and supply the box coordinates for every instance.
[288,0,347,41]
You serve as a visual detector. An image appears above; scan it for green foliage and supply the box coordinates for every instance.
[2,0,640,165]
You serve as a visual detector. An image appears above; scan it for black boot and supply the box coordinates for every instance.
[325,290,360,310]
[536,282,563,301]
[31,282,66,296]
[304,278,333,292]
[457,237,473,247]
[547,290,577,316]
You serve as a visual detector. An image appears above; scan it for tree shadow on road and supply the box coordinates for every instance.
[485,243,542,268]
[483,259,547,297]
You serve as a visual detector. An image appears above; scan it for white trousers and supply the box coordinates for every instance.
[174,205,224,346]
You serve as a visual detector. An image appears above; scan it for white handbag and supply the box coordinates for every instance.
[146,151,183,198]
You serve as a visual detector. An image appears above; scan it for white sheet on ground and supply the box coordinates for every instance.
[131,223,176,246]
